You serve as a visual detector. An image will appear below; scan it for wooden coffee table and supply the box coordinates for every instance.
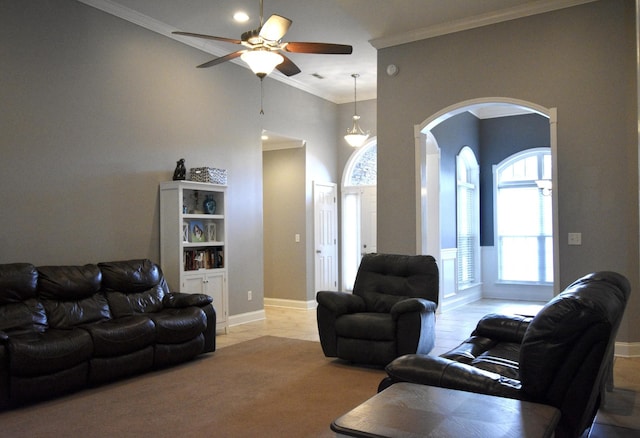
[331,382,561,438]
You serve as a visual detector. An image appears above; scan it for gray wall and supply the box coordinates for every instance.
[377,0,638,343]
[0,0,338,317]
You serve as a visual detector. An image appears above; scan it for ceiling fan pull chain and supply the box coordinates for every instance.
[260,78,265,115]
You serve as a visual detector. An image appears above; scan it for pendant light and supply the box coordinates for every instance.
[344,74,369,147]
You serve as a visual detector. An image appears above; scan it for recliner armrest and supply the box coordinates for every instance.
[316,291,366,316]
[390,298,436,319]
[163,292,213,308]
[383,354,523,399]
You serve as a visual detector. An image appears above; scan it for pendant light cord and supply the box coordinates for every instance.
[352,74,358,117]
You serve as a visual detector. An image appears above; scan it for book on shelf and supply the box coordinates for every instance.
[183,247,224,271]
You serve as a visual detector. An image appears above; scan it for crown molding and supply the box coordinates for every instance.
[370,0,598,49]
[76,0,340,103]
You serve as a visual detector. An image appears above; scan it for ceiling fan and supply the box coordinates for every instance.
[172,0,353,79]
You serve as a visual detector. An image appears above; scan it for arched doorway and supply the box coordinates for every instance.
[415,98,559,308]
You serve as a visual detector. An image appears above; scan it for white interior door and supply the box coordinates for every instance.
[341,186,376,290]
[314,182,338,292]
[360,186,377,255]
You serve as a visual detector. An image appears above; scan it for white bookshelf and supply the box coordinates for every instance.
[159,180,228,333]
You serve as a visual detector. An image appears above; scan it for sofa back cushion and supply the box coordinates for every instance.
[353,253,439,313]
[37,264,111,328]
[0,263,47,334]
[519,271,629,436]
[520,271,629,399]
[98,259,167,317]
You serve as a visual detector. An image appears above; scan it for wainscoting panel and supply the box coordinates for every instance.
[439,248,482,312]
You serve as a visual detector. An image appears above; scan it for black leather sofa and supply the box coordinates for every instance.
[0,259,216,408]
[379,271,630,438]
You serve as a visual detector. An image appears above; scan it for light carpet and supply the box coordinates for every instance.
[0,336,386,437]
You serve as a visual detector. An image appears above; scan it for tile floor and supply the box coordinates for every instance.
[216,299,640,437]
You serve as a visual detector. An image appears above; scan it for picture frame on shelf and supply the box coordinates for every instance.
[190,221,206,242]
[206,223,217,242]
[182,222,189,242]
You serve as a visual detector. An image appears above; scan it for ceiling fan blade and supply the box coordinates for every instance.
[173,31,242,45]
[259,14,292,41]
[197,50,245,68]
[283,42,353,55]
[276,54,301,77]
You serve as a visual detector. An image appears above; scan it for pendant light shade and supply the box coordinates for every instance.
[344,73,369,147]
[241,49,284,78]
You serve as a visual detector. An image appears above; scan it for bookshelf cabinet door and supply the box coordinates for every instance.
[182,272,226,332]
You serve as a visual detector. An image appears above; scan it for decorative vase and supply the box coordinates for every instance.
[203,195,216,214]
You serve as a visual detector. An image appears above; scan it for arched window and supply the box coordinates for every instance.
[456,147,480,287]
[346,144,377,186]
[495,148,552,283]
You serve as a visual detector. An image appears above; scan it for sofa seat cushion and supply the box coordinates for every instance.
[149,308,207,344]
[335,313,395,341]
[8,328,92,377]
[470,342,521,380]
[83,315,156,357]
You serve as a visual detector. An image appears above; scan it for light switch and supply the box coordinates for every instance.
[295,234,300,242]
[568,232,582,245]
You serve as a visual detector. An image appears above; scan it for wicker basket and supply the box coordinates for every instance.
[190,167,227,185]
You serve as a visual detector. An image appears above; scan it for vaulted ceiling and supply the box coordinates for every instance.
[78,0,596,104]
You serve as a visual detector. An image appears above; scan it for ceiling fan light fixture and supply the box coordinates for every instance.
[241,49,284,78]
[344,74,369,147]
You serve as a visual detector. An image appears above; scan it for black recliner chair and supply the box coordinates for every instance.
[380,271,630,438]
[316,253,439,366]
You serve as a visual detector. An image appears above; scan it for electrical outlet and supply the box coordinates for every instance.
[248,290,252,301]
[568,232,582,246]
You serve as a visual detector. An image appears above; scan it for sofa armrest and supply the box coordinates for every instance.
[390,298,436,319]
[316,291,366,316]
[163,292,213,308]
[472,313,533,344]
[383,354,523,399]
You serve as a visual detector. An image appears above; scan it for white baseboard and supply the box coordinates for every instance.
[264,298,317,310]
[615,342,640,357]
[440,287,483,313]
[228,309,266,327]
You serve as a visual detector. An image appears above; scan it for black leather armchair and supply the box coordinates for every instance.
[316,253,439,366]
[380,271,630,438]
